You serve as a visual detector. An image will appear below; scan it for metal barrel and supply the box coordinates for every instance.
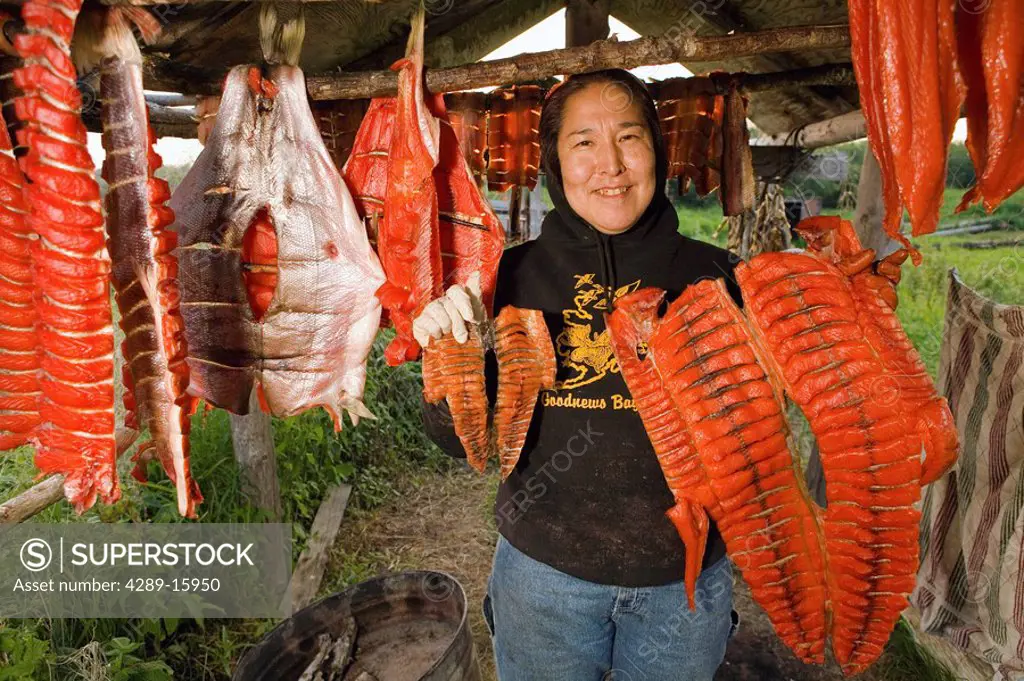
[233,570,480,681]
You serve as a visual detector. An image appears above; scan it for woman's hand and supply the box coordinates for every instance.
[412,272,486,348]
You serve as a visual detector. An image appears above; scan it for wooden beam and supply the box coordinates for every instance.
[735,63,856,93]
[83,101,198,139]
[306,24,851,100]
[566,0,610,47]
[0,429,140,524]
[755,109,866,149]
[344,0,563,71]
[145,92,196,107]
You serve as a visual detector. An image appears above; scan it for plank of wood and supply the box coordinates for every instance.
[287,483,353,613]
[305,24,851,100]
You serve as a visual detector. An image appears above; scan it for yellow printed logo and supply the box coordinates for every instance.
[554,273,640,390]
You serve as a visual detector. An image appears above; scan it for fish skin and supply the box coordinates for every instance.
[376,10,442,367]
[171,64,385,428]
[100,39,201,518]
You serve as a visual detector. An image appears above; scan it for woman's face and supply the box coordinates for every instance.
[556,81,657,235]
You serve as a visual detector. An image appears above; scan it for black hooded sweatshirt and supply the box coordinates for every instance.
[423,162,743,588]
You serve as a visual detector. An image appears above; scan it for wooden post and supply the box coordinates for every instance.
[853,149,900,257]
[229,392,282,520]
[566,0,610,47]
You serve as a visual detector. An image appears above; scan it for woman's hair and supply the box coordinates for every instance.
[538,69,666,186]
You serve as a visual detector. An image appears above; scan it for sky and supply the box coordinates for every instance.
[84,8,963,166]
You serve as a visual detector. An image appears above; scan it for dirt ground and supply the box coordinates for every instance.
[329,466,891,681]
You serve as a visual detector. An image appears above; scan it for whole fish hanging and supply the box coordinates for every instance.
[171,7,385,428]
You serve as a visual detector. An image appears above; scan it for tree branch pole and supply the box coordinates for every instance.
[0,428,140,524]
[305,24,851,100]
[756,109,867,149]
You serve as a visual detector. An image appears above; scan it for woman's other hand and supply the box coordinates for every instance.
[412,271,485,348]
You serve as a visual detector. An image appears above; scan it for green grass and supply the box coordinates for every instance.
[876,619,959,681]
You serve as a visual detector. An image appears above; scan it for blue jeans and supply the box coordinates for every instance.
[483,536,737,681]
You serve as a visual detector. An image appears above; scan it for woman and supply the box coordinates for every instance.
[417,69,742,681]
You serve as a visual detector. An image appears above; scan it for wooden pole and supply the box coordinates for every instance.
[0,429,140,524]
[756,109,867,149]
[853,148,901,257]
[566,0,610,47]
[305,24,851,100]
[229,392,282,520]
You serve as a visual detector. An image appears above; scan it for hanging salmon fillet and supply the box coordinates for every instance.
[847,0,963,254]
[312,98,369,172]
[955,0,1024,213]
[654,77,722,197]
[444,92,488,184]
[606,289,718,611]
[13,0,117,511]
[611,282,830,663]
[374,9,443,367]
[76,7,202,517]
[419,91,506,467]
[486,85,542,192]
[429,93,505,316]
[796,216,959,486]
[493,306,556,479]
[422,325,490,470]
[171,9,384,428]
[719,79,755,217]
[736,250,926,675]
[0,113,37,451]
[343,97,396,242]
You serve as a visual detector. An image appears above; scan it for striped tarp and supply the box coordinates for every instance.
[912,268,1024,680]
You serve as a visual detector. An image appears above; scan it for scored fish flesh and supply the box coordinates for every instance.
[14,0,118,511]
